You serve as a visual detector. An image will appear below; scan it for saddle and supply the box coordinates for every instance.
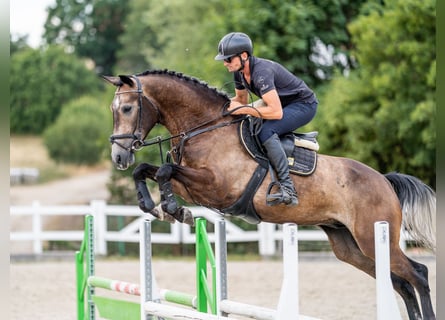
[240,118,318,175]
[220,117,319,224]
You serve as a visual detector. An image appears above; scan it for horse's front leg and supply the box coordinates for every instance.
[155,163,194,226]
[133,163,158,212]
[155,164,177,213]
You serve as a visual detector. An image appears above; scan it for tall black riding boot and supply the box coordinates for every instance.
[263,133,299,206]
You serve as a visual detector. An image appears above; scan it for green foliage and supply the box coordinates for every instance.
[115,0,366,88]
[219,0,367,85]
[114,0,230,87]
[10,45,101,134]
[43,95,112,165]
[10,34,30,55]
[318,0,436,187]
[114,0,157,73]
[43,0,129,74]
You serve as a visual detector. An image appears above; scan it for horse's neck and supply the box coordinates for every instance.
[146,78,226,134]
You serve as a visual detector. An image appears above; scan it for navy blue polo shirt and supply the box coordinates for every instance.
[234,56,317,106]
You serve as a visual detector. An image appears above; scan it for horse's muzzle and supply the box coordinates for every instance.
[111,145,135,170]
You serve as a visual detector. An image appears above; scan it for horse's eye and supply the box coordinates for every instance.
[122,105,132,113]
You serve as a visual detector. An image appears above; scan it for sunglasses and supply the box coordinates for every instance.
[224,55,236,63]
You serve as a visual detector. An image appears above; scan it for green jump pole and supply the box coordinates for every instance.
[195,217,217,315]
[76,214,95,320]
[160,289,196,308]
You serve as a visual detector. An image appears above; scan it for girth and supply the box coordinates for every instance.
[219,165,267,224]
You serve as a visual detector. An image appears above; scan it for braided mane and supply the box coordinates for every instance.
[136,69,230,101]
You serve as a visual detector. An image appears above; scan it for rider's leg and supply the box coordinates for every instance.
[258,101,317,206]
[262,133,298,206]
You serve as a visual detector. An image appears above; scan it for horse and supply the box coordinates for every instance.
[102,70,436,320]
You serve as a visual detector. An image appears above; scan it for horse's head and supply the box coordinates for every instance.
[102,75,160,170]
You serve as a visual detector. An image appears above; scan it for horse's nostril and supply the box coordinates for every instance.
[116,154,121,164]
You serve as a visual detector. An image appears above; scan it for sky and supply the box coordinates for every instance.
[10,0,56,48]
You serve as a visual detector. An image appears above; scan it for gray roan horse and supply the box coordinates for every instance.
[103,70,435,319]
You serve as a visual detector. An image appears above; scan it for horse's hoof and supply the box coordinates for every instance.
[180,208,194,226]
[170,207,194,226]
[150,205,176,224]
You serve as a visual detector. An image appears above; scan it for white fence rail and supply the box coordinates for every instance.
[10,200,409,256]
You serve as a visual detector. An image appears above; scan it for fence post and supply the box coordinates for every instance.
[258,222,276,257]
[31,201,43,254]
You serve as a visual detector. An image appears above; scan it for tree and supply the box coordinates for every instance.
[10,34,30,55]
[43,0,129,74]
[115,0,366,88]
[10,45,101,134]
[43,95,112,164]
[114,0,229,86]
[114,0,158,74]
[317,0,435,187]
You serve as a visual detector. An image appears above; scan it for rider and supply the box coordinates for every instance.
[215,32,318,206]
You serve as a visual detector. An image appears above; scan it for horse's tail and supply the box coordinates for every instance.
[384,172,436,252]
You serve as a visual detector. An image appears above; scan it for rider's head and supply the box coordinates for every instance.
[214,32,253,65]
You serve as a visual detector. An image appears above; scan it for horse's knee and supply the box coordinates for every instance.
[133,162,157,181]
[155,164,174,183]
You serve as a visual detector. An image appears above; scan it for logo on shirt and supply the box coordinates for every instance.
[257,76,269,92]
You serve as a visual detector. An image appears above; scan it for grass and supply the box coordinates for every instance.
[10,135,110,183]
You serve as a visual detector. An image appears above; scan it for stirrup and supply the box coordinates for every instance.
[266,182,299,206]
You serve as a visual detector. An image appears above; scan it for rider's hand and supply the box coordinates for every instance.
[227,101,245,115]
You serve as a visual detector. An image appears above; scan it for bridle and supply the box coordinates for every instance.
[109,75,161,152]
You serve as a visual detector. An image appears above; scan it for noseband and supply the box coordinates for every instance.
[109,75,160,152]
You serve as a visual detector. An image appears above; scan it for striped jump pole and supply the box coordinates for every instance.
[88,277,141,295]
[87,276,196,308]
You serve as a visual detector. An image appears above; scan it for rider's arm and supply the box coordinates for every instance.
[231,88,249,105]
[228,89,283,119]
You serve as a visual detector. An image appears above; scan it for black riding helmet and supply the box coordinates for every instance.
[214,32,253,61]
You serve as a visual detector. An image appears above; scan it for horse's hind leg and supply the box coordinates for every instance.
[404,257,435,320]
[320,226,424,320]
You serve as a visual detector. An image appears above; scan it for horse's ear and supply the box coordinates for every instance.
[101,75,123,87]
[118,75,135,87]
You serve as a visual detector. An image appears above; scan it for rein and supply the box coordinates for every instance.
[143,102,245,164]
[170,114,245,164]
